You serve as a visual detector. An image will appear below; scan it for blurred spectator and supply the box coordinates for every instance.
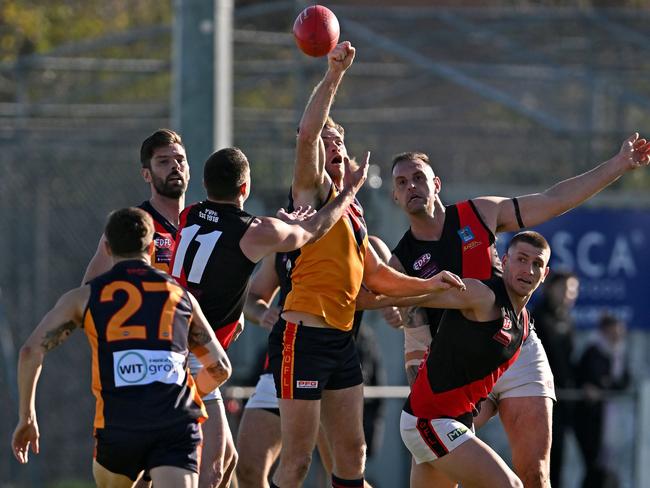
[574,314,631,488]
[533,270,579,488]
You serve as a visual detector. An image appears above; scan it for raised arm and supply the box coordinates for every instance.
[81,234,112,284]
[474,134,650,233]
[241,155,368,262]
[293,42,356,207]
[12,286,89,463]
[244,254,282,331]
[187,294,232,397]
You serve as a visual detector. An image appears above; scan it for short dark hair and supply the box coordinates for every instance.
[507,231,550,254]
[391,151,431,173]
[104,207,154,257]
[140,129,184,168]
[204,147,250,200]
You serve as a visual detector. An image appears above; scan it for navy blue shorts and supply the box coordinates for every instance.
[268,321,363,400]
[94,421,202,481]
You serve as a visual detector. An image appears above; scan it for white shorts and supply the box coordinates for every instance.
[188,353,222,402]
[400,411,475,464]
[488,328,556,405]
[244,373,279,410]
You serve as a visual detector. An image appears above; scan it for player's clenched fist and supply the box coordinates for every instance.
[328,41,355,73]
[617,133,650,170]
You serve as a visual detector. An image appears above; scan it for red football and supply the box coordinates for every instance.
[293,5,340,57]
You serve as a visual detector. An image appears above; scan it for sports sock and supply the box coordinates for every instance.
[332,474,364,487]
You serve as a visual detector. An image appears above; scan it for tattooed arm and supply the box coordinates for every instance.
[403,307,432,387]
[12,286,89,464]
[187,294,232,397]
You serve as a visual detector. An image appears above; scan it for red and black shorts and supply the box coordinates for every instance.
[268,321,363,400]
[94,421,202,481]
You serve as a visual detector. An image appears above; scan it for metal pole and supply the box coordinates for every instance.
[214,0,233,150]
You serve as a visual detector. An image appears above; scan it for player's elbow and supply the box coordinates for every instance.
[289,227,318,248]
[296,124,320,145]
[208,356,232,386]
[19,344,43,365]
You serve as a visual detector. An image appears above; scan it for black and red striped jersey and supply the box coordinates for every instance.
[170,201,256,349]
[83,260,206,430]
[404,277,529,426]
[138,200,178,274]
[392,200,502,336]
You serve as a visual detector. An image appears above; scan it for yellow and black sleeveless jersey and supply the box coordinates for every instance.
[138,201,177,274]
[83,260,206,430]
[283,185,368,331]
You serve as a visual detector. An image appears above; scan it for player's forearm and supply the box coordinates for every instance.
[298,70,344,141]
[365,264,437,298]
[17,346,44,421]
[356,291,428,311]
[405,365,420,387]
[301,187,355,243]
[516,158,623,230]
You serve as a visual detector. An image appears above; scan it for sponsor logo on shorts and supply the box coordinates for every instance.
[446,426,468,442]
[296,380,318,389]
[413,253,431,271]
[113,349,186,387]
[457,226,475,243]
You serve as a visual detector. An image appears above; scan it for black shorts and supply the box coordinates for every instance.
[268,321,363,400]
[94,421,202,481]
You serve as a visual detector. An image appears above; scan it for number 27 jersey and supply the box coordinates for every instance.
[170,201,256,349]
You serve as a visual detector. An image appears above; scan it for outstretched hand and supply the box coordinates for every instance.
[427,271,466,292]
[12,419,39,464]
[276,205,316,224]
[618,133,650,170]
[342,151,370,195]
[328,41,355,74]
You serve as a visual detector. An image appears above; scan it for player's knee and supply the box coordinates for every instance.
[236,460,264,485]
[284,451,313,481]
[335,438,366,473]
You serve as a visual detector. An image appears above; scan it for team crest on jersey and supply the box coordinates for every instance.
[502,316,512,330]
[457,226,475,243]
[413,253,431,271]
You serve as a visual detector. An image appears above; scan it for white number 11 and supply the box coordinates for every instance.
[171,224,222,283]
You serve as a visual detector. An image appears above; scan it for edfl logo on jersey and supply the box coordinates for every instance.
[113,349,186,387]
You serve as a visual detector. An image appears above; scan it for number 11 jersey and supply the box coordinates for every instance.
[170,201,256,349]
